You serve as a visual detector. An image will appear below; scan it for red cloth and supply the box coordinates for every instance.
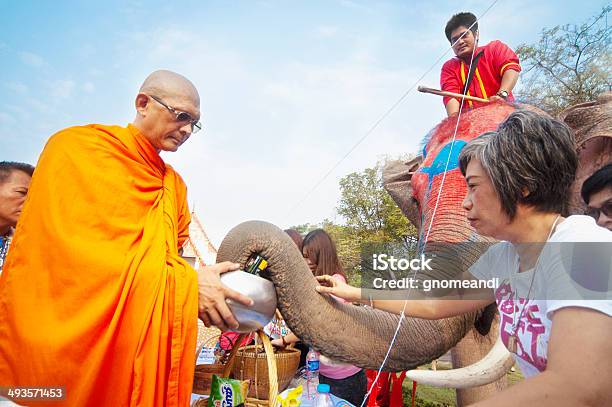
[366,370,390,407]
[389,372,406,407]
[440,40,521,110]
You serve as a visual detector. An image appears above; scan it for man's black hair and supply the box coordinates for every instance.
[0,161,34,183]
[581,163,612,204]
[445,12,478,42]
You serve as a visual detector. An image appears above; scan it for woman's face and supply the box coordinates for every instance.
[462,159,511,239]
[302,250,317,275]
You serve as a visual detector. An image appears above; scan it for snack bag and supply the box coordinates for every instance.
[208,375,249,407]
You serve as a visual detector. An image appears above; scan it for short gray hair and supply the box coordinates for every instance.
[459,110,578,219]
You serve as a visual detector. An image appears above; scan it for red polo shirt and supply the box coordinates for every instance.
[440,40,521,110]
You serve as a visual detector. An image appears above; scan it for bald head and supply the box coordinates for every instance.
[139,70,200,106]
[133,70,201,152]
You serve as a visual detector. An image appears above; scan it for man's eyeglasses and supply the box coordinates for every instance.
[585,201,612,221]
[450,31,471,46]
[149,95,202,133]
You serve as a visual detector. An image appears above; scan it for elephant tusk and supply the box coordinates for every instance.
[405,335,514,389]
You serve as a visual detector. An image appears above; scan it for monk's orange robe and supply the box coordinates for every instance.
[0,124,198,406]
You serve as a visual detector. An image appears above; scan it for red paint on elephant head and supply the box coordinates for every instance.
[411,102,517,243]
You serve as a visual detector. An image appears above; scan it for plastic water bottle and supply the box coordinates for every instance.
[314,383,333,407]
[306,347,320,400]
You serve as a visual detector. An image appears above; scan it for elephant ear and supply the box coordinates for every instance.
[383,156,423,230]
[558,92,612,215]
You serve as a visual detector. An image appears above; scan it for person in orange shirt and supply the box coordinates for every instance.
[440,12,521,116]
[0,70,252,406]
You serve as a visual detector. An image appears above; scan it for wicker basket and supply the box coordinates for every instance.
[192,320,223,395]
[231,339,300,400]
[193,364,226,395]
[221,330,300,407]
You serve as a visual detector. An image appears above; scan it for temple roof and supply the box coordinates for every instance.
[181,211,217,269]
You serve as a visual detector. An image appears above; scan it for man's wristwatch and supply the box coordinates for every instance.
[496,90,509,99]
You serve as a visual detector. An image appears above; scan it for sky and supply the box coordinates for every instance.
[1,0,609,246]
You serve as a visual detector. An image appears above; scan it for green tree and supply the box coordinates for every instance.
[336,161,417,245]
[333,160,418,283]
[288,223,319,235]
[516,6,611,114]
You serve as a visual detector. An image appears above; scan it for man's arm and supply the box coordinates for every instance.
[470,307,612,407]
[445,98,461,116]
[489,40,521,101]
[489,69,520,101]
[441,60,462,116]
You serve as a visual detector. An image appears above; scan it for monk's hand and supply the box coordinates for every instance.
[315,275,361,302]
[197,261,254,331]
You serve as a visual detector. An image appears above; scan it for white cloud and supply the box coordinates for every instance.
[5,82,28,95]
[19,51,45,67]
[0,111,15,125]
[48,79,76,100]
[314,26,339,38]
[338,0,373,12]
[82,82,95,93]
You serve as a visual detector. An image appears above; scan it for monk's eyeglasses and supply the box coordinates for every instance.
[149,95,202,133]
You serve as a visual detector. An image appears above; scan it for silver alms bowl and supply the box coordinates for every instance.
[220,270,277,332]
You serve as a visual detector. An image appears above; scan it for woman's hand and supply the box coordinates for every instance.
[315,275,361,302]
[271,332,300,348]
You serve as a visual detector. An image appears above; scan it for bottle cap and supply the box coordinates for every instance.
[317,383,330,393]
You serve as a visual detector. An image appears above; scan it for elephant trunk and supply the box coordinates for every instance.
[216,220,480,371]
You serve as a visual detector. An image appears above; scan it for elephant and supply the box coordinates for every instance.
[215,94,611,406]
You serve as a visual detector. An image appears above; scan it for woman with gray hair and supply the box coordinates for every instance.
[317,110,611,406]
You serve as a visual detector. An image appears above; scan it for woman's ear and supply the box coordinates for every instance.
[521,187,530,198]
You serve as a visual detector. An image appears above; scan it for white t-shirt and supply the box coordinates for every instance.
[469,215,612,377]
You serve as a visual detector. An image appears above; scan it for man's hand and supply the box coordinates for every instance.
[488,95,504,102]
[198,261,254,331]
[315,275,361,302]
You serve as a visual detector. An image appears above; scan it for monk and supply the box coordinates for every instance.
[0,70,252,406]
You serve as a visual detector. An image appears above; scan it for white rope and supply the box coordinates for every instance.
[357,3,499,404]
[422,37,479,245]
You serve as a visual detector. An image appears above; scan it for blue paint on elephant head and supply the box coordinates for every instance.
[418,140,467,191]
[416,139,468,245]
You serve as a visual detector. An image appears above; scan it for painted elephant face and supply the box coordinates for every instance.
[411,103,517,244]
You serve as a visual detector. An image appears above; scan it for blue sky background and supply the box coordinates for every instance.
[1,0,609,245]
